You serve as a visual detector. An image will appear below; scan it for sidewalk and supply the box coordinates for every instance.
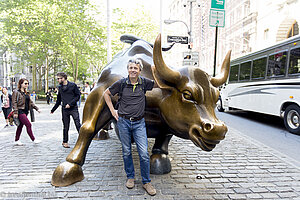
[0,103,299,199]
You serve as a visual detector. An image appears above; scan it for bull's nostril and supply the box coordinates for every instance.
[203,123,213,132]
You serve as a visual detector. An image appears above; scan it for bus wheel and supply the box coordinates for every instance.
[284,105,300,135]
[217,97,224,112]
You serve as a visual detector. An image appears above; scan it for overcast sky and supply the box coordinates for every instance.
[91,0,173,24]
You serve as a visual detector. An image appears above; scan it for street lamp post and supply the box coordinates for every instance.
[164,19,192,49]
[164,0,198,50]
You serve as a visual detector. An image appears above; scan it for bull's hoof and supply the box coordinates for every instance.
[150,154,171,174]
[51,162,84,187]
[93,129,110,140]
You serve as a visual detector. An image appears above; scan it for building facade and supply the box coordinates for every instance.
[165,0,300,75]
[0,51,41,93]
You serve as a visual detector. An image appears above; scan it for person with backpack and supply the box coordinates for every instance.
[1,87,12,127]
[103,58,156,196]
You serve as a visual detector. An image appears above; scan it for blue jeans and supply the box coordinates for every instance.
[117,117,151,184]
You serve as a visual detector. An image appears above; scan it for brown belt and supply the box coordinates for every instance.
[119,114,144,121]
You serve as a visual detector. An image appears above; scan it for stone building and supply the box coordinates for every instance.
[165,0,300,74]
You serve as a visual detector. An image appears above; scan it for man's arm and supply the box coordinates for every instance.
[69,84,81,107]
[51,90,61,113]
[103,88,118,121]
[144,77,155,91]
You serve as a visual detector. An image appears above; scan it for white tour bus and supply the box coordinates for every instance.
[218,35,300,135]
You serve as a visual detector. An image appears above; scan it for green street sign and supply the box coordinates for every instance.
[209,9,225,27]
[211,0,225,9]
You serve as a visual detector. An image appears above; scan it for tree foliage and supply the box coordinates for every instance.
[0,0,159,91]
[111,7,159,56]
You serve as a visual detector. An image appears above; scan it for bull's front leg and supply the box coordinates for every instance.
[150,134,173,174]
[51,87,111,187]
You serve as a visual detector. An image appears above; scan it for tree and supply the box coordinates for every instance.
[111,7,159,56]
[0,0,106,89]
[0,0,159,90]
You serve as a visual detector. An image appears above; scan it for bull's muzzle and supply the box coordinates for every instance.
[189,121,227,151]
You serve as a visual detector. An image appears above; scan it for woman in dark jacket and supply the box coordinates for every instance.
[1,87,12,127]
[12,78,41,146]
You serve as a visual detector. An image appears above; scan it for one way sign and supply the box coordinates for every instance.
[211,0,225,9]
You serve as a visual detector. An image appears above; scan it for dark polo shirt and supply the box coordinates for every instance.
[109,76,154,118]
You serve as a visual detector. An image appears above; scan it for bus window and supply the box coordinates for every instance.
[289,47,300,75]
[229,65,239,82]
[267,51,287,77]
[239,61,251,81]
[252,57,267,79]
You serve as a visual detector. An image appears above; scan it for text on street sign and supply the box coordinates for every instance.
[209,9,225,27]
[167,36,189,44]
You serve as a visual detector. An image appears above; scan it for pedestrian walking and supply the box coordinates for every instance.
[77,86,82,107]
[82,82,91,101]
[12,78,41,146]
[0,86,3,114]
[1,87,12,127]
[46,90,52,105]
[103,58,156,196]
[30,90,37,104]
[50,72,81,148]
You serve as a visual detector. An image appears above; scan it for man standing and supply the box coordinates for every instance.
[103,59,156,196]
[82,82,91,101]
[51,72,81,148]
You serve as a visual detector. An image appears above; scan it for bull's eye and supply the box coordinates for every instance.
[182,90,194,101]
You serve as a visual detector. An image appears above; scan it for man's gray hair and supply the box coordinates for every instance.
[127,58,143,70]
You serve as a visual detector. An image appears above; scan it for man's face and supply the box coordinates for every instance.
[127,63,141,79]
[57,76,65,84]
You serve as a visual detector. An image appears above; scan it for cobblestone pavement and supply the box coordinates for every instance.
[0,103,300,200]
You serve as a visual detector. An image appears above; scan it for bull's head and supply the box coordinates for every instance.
[152,34,231,151]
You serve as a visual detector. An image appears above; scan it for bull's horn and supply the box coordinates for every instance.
[210,50,231,87]
[153,34,181,84]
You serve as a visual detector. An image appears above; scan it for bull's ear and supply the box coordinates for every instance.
[151,65,173,89]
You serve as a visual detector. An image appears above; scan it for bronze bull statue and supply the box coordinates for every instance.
[51,34,231,186]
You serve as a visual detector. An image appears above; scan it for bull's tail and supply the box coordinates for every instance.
[120,34,175,51]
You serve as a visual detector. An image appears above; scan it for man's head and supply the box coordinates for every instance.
[56,72,68,85]
[127,59,143,80]
[85,82,89,87]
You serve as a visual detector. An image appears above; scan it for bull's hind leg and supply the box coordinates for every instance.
[51,86,111,186]
[150,134,173,174]
[93,123,111,140]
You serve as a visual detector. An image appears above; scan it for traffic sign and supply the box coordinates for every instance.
[209,9,225,27]
[167,36,189,44]
[183,51,199,66]
[211,0,225,9]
